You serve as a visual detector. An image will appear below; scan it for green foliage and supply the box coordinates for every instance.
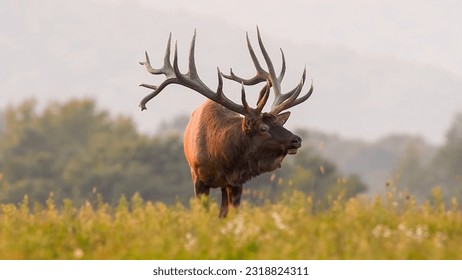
[285,148,366,207]
[431,113,462,198]
[0,99,365,207]
[246,147,367,208]
[0,99,191,205]
[394,112,462,203]
[0,190,460,259]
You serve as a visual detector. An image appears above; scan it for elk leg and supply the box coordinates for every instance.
[220,185,243,218]
[219,187,229,218]
[228,185,243,208]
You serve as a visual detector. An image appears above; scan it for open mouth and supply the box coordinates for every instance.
[287,148,298,155]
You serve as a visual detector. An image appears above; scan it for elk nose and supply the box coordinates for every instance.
[292,135,302,148]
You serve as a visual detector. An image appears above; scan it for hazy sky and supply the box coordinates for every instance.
[139,0,462,77]
[1,0,461,144]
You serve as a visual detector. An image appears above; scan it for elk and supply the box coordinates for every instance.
[139,28,313,217]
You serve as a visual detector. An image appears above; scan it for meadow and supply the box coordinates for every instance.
[0,188,461,260]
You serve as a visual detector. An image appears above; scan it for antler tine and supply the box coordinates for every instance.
[138,52,158,90]
[163,33,172,67]
[254,27,315,113]
[270,75,305,115]
[271,63,315,112]
[139,31,249,115]
[222,28,288,108]
[256,27,282,98]
[271,79,314,115]
[255,81,271,114]
[240,83,251,115]
[221,32,268,85]
[138,33,176,110]
[286,79,314,110]
[278,48,286,83]
[272,66,306,106]
[187,29,202,81]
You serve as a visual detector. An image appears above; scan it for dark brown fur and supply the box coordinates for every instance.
[184,100,301,217]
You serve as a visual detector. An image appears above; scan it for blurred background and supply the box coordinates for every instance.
[1,0,461,207]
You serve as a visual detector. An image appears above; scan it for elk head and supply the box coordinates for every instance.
[220,28,314,161]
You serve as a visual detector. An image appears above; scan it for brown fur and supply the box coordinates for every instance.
[184,100,301,217]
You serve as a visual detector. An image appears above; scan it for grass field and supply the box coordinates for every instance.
[1,188,461,260]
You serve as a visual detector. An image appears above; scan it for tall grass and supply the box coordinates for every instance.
[0,188,461,259]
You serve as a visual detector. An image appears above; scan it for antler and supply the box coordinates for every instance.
[139,30,269,116]
[222,27,314,115]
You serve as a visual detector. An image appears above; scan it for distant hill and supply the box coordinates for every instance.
[301,129,437,194]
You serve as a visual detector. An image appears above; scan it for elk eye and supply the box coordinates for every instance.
[260,124,269,132]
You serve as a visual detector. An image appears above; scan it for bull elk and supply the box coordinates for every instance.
[139,28,313,217]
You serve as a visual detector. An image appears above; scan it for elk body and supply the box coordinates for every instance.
[139,29,313,217]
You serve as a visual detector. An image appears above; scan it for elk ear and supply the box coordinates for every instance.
[276,111,291,125]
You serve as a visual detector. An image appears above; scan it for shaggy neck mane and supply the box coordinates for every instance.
[221,127,284,186]
[201,102,286,186]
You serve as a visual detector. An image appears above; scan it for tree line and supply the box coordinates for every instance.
[393,112,462,203]
[0,99,367,207]
[1,99,461,207]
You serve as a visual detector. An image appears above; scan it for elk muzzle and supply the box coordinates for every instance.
[287,135,302,155]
